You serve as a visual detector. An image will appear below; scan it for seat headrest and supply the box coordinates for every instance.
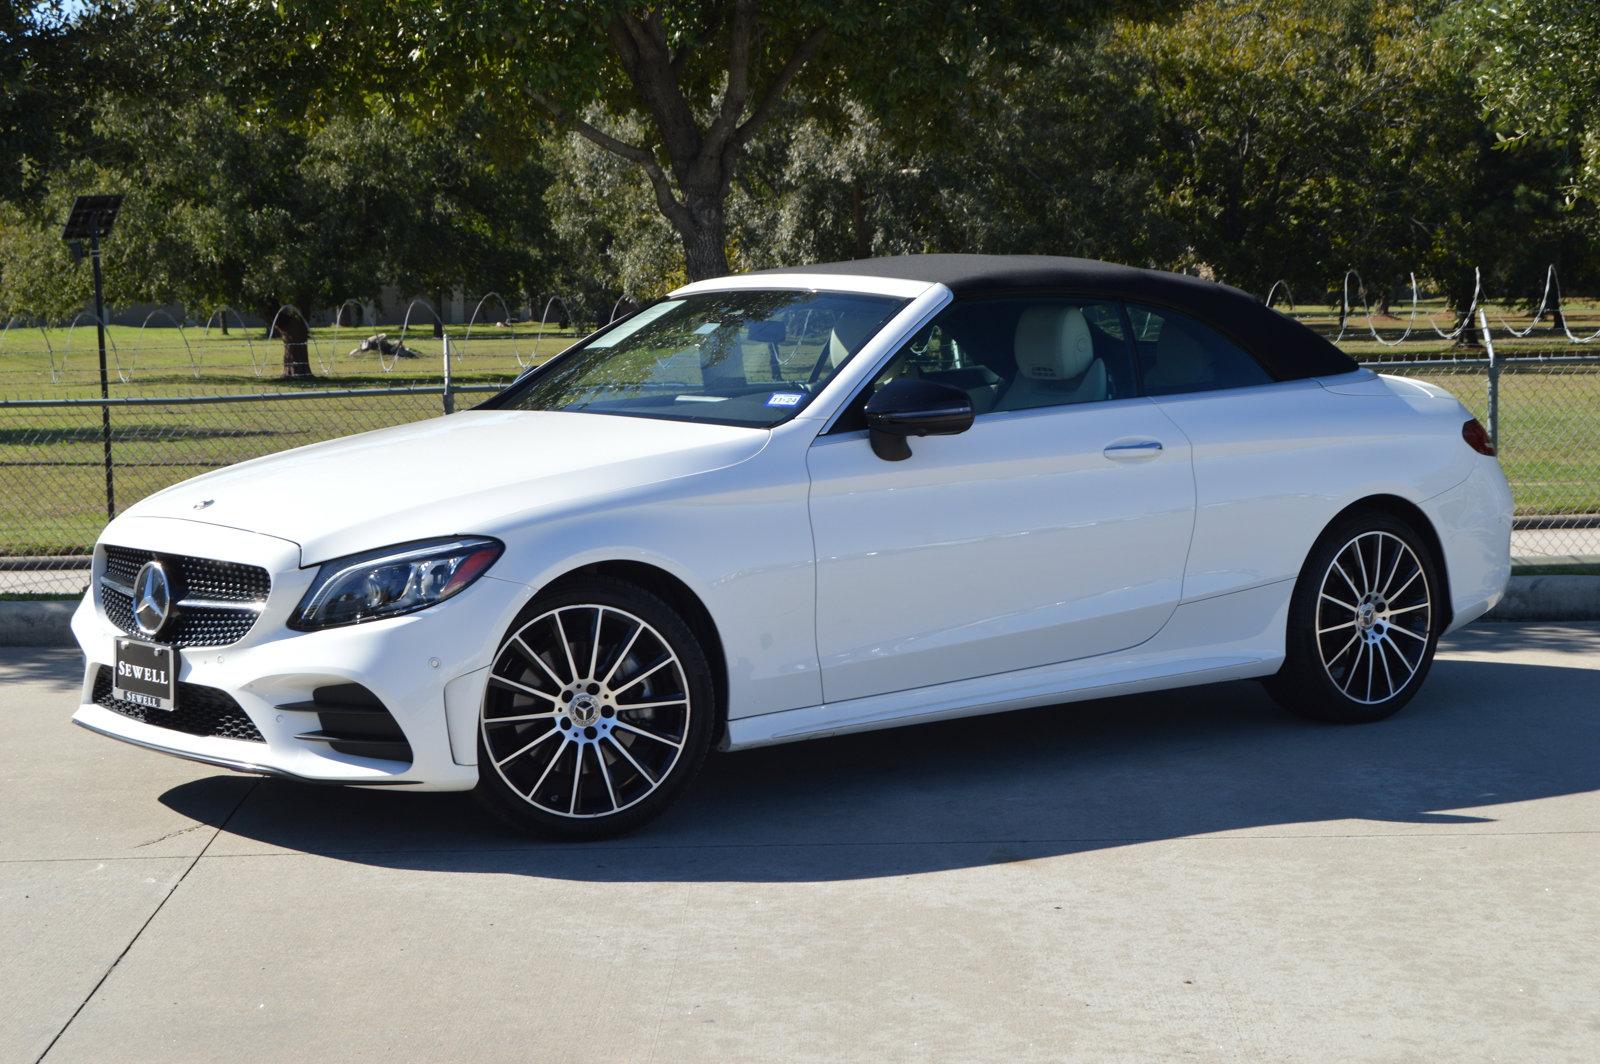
[824,310,886,368]
[1014,306,1094,382]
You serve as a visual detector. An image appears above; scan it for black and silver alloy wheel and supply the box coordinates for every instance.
[1314,531,1431,706]
[475,578,714,837]
[1267,510,1442,724]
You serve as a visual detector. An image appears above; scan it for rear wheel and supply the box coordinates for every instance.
[475,577,715,838]
[1266,511,1442,723]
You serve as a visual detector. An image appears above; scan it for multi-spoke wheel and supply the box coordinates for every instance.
[1266,511,1442,723]
[475,577,715,837]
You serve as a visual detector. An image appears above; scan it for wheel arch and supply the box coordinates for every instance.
[548,559,730,744]
[1319,494,1453,631]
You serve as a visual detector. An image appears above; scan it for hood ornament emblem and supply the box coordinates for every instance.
[193,499,214,510]
[133,560,173,637]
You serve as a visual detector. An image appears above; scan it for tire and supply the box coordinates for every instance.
[474,576,716,838]
[1265,510,1443,724]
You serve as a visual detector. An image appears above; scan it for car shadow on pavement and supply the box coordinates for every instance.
[1,646,83,689]
[159,640,1600,883]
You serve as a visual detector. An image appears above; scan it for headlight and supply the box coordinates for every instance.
[288,537,503,631]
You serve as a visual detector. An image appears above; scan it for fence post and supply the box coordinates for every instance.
[1478,308,1499,450]
[91,232,116,519]
[442,332,454,415]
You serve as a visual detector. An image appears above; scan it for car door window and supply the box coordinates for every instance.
[835,297,1138,430]
[1125,304,1273,395]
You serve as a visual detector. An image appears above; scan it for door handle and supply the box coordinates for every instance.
[1103,439,1163,460]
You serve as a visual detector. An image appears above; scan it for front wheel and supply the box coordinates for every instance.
[1266,512,1442,724]
[475,577,716,838]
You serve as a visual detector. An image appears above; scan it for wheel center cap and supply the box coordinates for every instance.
[1358,603,1377,630]
[570,694,601,726]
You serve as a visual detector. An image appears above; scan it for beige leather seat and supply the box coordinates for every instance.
[994,305,1106,411]
[820,309,888,373]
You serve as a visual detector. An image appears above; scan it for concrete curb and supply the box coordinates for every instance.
[0,599,78,647]
[0,575,1594,646]
[1484,575,1600,622]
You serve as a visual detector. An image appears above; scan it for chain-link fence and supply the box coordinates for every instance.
[1367,356,1600,564]
[2,314,1597,597]
[0,384,498,596]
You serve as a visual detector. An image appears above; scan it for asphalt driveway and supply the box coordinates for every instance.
[4,624,1598,1063]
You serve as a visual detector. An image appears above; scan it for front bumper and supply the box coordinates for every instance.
[70,517,529,791]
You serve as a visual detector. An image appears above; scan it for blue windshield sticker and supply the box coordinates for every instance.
[766,392,804,408]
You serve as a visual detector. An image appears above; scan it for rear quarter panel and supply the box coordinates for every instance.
[1151,373,1479,602]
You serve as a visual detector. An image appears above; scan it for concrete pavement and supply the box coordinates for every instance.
[4,625,1598,1062]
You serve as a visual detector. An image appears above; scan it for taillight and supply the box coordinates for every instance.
[1462,418,1496,456]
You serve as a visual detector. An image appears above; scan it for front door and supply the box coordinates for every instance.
[806,297,1196,704]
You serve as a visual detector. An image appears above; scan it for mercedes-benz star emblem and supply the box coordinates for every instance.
[193,498,214,510]
[133,560,173,637]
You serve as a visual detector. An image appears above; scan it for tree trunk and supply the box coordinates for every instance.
[851,182,871,260]
[675,202,730,281]
[1378,287,1392,317]
[433,290,445,339]
[531,11,828,286]
[273,312,312,378]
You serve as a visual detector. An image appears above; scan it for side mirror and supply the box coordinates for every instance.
[864,378,975,461]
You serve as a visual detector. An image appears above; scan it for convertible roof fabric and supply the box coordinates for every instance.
[761,254,1355,381]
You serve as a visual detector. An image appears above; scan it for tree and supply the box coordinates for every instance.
[1461,0,1600,226]
[542,119,685,315]
[302,108,554,338]
[1,1,93,202]
[1322,2,1483,316]
[0,93,554,376]
[1091,1,1384,296]
[145,1,1165,281]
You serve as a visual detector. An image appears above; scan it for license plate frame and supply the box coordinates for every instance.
[112,637,177,712]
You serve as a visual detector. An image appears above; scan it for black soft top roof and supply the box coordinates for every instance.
[761,254,1355,381]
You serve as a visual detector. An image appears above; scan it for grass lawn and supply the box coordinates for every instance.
[1,304,1597,558]
[1279,295,1600,361]
[0,320,583,399]
[0,318,584,555]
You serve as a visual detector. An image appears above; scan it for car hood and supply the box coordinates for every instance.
[125,410,769,562]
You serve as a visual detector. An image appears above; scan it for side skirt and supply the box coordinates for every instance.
[724,579,1293,751]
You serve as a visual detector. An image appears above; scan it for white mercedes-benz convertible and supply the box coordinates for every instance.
[72,255,1512,836]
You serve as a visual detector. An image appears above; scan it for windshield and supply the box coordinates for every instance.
[492,290,907,427]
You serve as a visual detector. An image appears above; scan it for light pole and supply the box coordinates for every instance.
[62,195,124,521]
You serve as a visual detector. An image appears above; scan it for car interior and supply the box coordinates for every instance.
[876,299,1138,415]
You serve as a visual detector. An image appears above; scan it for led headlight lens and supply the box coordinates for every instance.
[289,537,503,630]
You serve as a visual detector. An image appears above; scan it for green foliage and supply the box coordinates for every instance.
[0,93,552,322]
[197,1,1161,278]
[4,1,1598,315]
[1462,0,1600,210]
[541,119,684,310]
[749,0,1599,304]
[0,2,89,201]
[0,187,93,321]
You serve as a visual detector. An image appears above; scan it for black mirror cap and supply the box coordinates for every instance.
[864,378,974,461]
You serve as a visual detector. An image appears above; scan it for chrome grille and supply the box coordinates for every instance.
[99,545,270,648]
